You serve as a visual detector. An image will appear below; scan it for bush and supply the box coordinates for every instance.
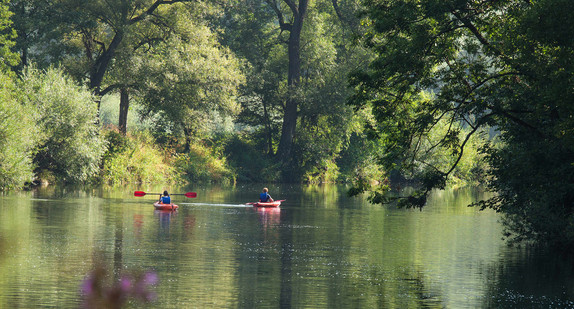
[175,141,235,183]
[18,66,106,183]
[0,71,37,189]
[100,130,180,184]
[224,135,279,182]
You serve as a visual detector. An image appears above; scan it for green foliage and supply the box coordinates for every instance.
[283,1,373,182]
[0,70,36,189]
[353,0,574,249]
[475,132,574,248]
[174,141,235,183]
[224,134,280,182]
[0,0,19,71]
[336,131,384,184]
[137,18,245,147]
[18,65,106,183]
[100,130,180,184]
[220,0,373,182]
[9,0,59,71]
[405,115,489,188]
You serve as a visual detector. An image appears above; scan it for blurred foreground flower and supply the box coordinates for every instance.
[81,263,158,309]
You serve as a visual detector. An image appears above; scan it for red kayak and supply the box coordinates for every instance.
[153,201,179,210]
[249,200,284,207]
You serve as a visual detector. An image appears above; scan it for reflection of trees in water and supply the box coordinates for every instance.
[399,271,444,308]
[114,216,123,281]
[482,248,574,308]
[232,207,285,308]
[279,207,293,309]
[331,266,445,308]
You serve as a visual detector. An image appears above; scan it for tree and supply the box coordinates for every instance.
[10,0,196,134]
[0,0,19,71]
[219,0,368,181]
[136,24,245,152]
[18,66,106,183]
[61,0,191,95]
[266,0,309,164]
[79,1,209,134]
[218,0,286,156]
[350,0,574,249]
[291,2,371,182]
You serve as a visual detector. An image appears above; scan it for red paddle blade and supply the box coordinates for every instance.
[134,191,147,197]
[185,192,197,198]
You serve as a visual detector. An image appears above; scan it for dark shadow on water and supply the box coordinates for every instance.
[279,207,294,309]
[483,247,574,308]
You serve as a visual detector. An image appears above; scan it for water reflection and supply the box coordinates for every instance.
[256,207,281,229]
[155,210,177,230]
[483,248,574,308]
[133,214,144,239]
[1,185,574,308]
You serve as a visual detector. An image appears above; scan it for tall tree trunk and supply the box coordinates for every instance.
[86,30,124,123]
[89,31,124,97]
[119,88,129,135]
[276,0,309,163]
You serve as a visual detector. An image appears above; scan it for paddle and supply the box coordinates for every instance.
[246,199,285,205]
[134,191,197,198]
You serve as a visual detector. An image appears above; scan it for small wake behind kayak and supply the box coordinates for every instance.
[249,200,284,207]
[153,201,179,210]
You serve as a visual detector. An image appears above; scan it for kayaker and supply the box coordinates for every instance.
[159,191,171,204]
[259,188,274,203]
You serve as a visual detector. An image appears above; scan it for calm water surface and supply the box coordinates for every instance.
[1,184,574,308]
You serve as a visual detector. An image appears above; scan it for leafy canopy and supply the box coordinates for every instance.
[351,0,574,248]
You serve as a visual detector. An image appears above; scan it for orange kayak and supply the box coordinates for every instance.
[251,200,283,207]
[154,201,179,210]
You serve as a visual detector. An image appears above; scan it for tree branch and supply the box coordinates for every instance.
[265,0,292,32]
[129,0,191,25]
[283,0,298,16]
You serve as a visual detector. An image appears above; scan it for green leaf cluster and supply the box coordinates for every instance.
[220,0,376,182]
[0,70,35,189]
[0,0,19,71]
[136,21,245,146]
[353,0,574,249]
[174,142,235,184]
[100,130,180,184]
[18,66,106,183]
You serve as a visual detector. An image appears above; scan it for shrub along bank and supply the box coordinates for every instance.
[100,130,235,185]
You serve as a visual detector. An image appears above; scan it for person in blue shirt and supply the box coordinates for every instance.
[159,190,171,204]
[259,188,274,203]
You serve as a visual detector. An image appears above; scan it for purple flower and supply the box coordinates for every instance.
[81,276,94,295]
[120,276,132,292]
[142,272,158,286]
[80,267,158,308]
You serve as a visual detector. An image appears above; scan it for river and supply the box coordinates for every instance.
[1,184,573,308]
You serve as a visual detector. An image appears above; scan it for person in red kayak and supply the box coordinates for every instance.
[159,190,171,204]
[259,188,274,203]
